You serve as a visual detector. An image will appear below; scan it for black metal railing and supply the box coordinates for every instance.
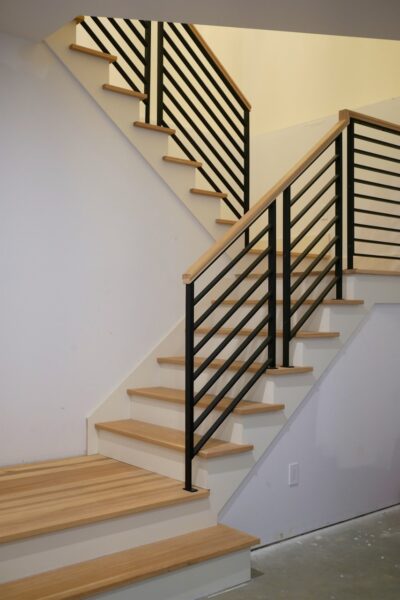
[184,205,276,490]
[157,23,250,219]
[77,17,152,121]
[347,118,400,268]
[281,135,343,366]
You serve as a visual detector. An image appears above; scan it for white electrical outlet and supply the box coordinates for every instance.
[288,462,299,486]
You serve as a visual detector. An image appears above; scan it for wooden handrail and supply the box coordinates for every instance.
[182,108,400,284]
[339,109,400,133]
[188,25,252,111]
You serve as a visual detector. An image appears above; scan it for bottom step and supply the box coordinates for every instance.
[0,525,259,600]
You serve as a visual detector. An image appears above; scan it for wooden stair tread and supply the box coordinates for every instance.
[102,83,147,100]
[0,525,259,600]
[196,327,339,339]
[95,420,253,458]
[127,386,285,415]
[216,218,237,225]
[158,356,313,375]
[248,247,330,260]
[238,270,336,278]
[163,156,202,168]
[344,268,400,276]
[215,297,364,307]
[190,188,228,199]
[0,455,208,543]
[69,44,117,63]
[133,121,175,135]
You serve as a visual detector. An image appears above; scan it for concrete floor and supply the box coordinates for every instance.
[208,505,400,600]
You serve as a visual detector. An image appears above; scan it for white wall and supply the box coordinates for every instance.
[220,304,400,545]
[0,32,212,466]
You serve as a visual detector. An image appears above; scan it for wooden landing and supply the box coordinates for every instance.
[0,525,259,600]
[0,455,208,543]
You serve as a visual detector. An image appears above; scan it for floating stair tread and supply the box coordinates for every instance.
[216,297,364,307]
[127,386,285,415]
[102,83,147,100]
[248,247,330,260]
[0,455,209,544]
[0,524,259,600]
[196,327,339,339]
[158,356,313,375]
[191,188,228,199]
[344,268,400,276]
[216,218,237,225]
[163,156,202,168]
[95,420,253,458]
[69,44,117,63]
[133,121,175,135]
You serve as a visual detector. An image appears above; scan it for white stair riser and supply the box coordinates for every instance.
[0,498,213,583]
[95,549,251,600]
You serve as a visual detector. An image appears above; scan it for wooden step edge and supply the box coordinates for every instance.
[102,83,147,100]
[216,218,237,226]
[344,268,400,277]
[0,525,259,600]
[127,387,285,415]
[69,44,117,63]
[236,270,336,278]
[191,188,228,199]
[157,356,313,376]
[248,247,331,260]
[163,156,202,168]
[73,15,85,24]
[195,327,339,339]
[95,420,253,458]
[214,298,364,307]
[133,121,175,135]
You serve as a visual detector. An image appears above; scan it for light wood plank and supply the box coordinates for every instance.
[0,525,259,600]
[190,188,228,199]
[69,44,117,63]
[102,83,147,100]
[163,156,202,168]
[127,386,285,415]
[237,270,336,279]
[95,420,253,458]
[195,326,339,339]
[133,121,175,135]
[157,356,313,375]
[216,218,237,226]
[344,268,400,276]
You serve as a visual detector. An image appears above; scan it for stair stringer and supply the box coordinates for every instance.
[92,273,400,520]
[45,21,228,246]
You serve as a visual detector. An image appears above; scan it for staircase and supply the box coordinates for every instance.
[1,14,400,600]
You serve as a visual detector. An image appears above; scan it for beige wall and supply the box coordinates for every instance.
[198,25,400,134]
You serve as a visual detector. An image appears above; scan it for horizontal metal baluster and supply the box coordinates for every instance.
[163,31,244,136]
[355,238,400,247]
[355,208,400,219]
[290,237,337,295]
[163,87,243,187]
[355,252,400,261]
[354,149,400,164]
[291,175,338,227]
[163,49,244,153]
[290,256,338,317]
[193,293,271,373]
[194,225,270,304]
[291,277,338,338]
[162,106,243,205]
[353,118,400,136]
[291,195,338,249]
[291,155,338,204]
[354,133,400,151]
[81,20,139,91]
[354,164,400,178]
[194,328,269,405]
[291,216,338,272]
[355,222,400,233]
[107,18,146,64]
[91,17,145,82]
[354,179,400,192]
[194,336,273,431]
[167,23,244,123]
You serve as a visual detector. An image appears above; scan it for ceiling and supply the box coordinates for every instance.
[1,0,400,42]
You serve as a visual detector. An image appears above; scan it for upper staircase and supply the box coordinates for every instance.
[1,13,400,600]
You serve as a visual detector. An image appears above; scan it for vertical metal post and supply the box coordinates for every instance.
[347,120,355,269]
[243,109,250,246]
[268,202,276,368]
[156,22,164,127]
[282,187,292,368]
[335,134,343,299]
[184,283,197,492]
[143,21,152,124]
